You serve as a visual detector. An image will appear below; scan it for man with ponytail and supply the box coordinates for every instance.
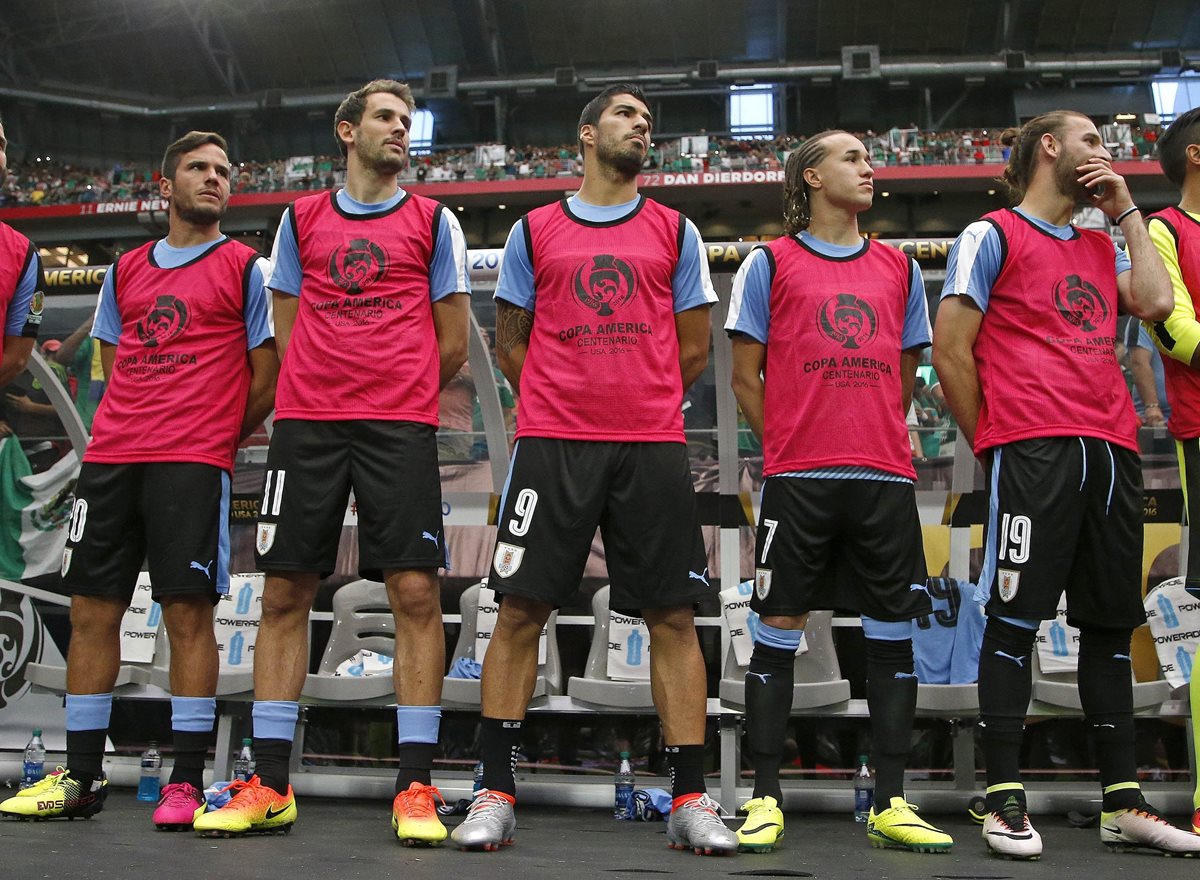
[935,111,1198,858]
[1142,107,1200,836]
[727,130,952,855]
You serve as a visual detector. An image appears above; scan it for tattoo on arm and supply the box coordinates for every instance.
[496,302,533,355]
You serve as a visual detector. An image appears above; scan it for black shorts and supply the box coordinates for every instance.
[489,438,712,613]
[979,436,1146,628]
[1178,438,1200,594]
[62,461,230,603]
[750,476,932,622]
[255,419,446,580]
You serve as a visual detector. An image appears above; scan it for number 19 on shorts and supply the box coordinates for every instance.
[997,512,1031,564]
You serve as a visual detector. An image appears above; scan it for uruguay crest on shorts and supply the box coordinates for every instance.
[256,522,277,555]
[755,567,772,601]
[493,541,524,578]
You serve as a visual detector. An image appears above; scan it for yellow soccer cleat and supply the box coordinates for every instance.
[0,768,107,820]
[735,796,785,853]
[867,797,954,853]
[192,776,296,837]
[391,782,448,846]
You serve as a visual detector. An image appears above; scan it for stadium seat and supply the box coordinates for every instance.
[301,579,397,705]
[441,582,562,710]
[566,586,656,710]
[1030,644,1171,712]
[717,610,851,712]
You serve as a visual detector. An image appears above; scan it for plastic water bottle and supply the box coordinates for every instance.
[233,738,255,782]
[613,751,635,819]
[20,729,45,789]
[472,761,485,794]
[853,755,874,822]
[137,742,162,802]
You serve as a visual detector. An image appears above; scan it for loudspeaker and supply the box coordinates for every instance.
[263,89,283,108]
[1004,51,1026,71]
[554,67,576,87]
[842,45,880,79]
[697,60,719,79]
[426,66,458,97]
[1161,49,1185,72]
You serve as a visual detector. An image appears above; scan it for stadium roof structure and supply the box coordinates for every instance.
[0,0,1197,115]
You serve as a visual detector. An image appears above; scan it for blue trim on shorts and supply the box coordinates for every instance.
[994,615,1040,630]
[861,616,912,640]
[496,439,520,531]
[216,470,231,595]
[977,447,1003,605]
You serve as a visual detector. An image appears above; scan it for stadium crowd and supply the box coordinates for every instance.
[0,124,1161,208]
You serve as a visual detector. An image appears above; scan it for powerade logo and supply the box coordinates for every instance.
[817,293,877,350]
[328,238,388,295]
[1053,274,1109,333]
[573,255,638,317]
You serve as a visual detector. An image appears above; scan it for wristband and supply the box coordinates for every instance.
[1115,205,1141,224]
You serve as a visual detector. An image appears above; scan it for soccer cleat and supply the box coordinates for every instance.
[734,796,784,853]
[153,782,206,831]
[0,767,107,820]
[867,797,954,853]
[192,775,296,837]
[1192,806,1200,836]
[450,789,516,851]
[982,796,1042,860]
[392,782,448,846]
[1100,799,1200,856]
[666,794,738,856]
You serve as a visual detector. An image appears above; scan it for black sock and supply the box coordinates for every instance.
[66,728,107,780]
[168,730,210,790]
[395,743,435,793]
[1077,626,1141,810]
[745,642,796,801]
[977,618,1036,812]
[480,717,522,797]
[665,744,706,799]
[865,637,917,805]
[251,738,293,793]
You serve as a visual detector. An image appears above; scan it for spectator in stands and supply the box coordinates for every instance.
[451,83,731,855]
[0,130,276,828]
[727,129,951,856]
[196,79,469,843]
[935,110,1197,858]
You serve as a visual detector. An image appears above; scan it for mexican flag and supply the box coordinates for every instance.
[0,440,78,580]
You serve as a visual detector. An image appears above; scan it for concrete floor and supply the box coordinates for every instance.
[3,787,1199,880]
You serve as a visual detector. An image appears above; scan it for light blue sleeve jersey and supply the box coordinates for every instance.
[945,211,1131,312]
[7,247,42,337]
[724,236,929,348]
[267,189,470,301]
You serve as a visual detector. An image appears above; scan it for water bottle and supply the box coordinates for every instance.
[853,755,874,823]
[20,729,46,789]
[137,742,162,802]
[233,738,255,782]
[473,761,485,794]
[613,751,635,819]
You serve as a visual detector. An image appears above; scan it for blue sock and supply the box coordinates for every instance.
[171,696,216,733]
[252,700,299,742]
[396,706,441,790]
[66,692,113,731]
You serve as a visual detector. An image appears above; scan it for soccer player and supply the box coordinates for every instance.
[0,131,276,827]
[1143,107,1200,835]
[450,84,734,855]
[726,130,952,855]
[935,110,1200,858]
[0,117,42,441]
[193,80,470,842]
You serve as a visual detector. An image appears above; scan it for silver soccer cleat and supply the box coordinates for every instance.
[450,789,517,852]
[1100,802,1200,857]
[666,793,738,856]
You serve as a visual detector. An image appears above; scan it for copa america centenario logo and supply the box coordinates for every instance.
[0,590,44,710]
[328,238,388,295]
[135,295,190,348]
[817,293,878,350]
[573,255,638,317]
[1053,274,1109,333]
